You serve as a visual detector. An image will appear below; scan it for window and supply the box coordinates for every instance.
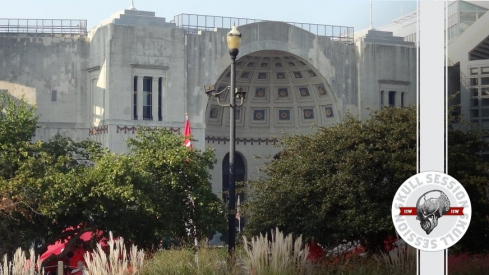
[380,90,384,107]
[401,92,405,108]
[388,91,396,106]
[470,67,479,75]
[158,77,162,121]
[133,76,138,120]
[481,77,489,85]
[51,90,57,101]
[470,88,479,97]
[470,66,489,127]
[143,77,152,120]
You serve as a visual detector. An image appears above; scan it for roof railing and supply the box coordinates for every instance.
[0,19,88,35]
[171,13,354,43]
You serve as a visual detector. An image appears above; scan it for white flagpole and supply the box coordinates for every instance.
[369,0,374,30]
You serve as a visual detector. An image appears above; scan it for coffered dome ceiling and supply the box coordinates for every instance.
[205,50,339,137]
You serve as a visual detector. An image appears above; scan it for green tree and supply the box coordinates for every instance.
[0,93,40,255]
[82,128,225,249]
[0,94,225,259]
[243,106,489,253]
[0,93,38,179]
[447,128,489,254]
[0,133,106,257]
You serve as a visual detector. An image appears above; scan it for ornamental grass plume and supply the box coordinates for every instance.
[375,243,416,275]
[139,240,238,275]
[242,228,309,275]
[0,248,43,275]
[84,232,144,275]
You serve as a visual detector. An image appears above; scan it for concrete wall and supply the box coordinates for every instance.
[185,22,360,193]
[186,22,359,121]
[0,34,89,142]
[356,39,417,119]
[0,11,418,196]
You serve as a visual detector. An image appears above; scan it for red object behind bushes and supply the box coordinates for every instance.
[307,242,324,262]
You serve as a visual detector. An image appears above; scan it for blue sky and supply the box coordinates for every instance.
[0,0,417,31]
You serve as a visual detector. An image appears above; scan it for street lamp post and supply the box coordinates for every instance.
[226,25,241,257]
[204,25,243,257]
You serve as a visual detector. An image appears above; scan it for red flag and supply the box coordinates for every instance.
[184,113,192,148]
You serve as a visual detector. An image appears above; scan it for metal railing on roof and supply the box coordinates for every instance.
[0,18,87,35]
[171,13,354,43]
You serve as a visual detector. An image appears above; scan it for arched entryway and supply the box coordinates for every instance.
[222,152,246,232]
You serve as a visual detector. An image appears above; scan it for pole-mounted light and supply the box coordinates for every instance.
[204,26,243,260]
[227,25,241,58]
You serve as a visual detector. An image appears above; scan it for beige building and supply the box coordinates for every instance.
[0,7,417,219]
[357,0,489,157]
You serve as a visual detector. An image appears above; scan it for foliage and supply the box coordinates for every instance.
[0,248,43,275]
[374,245,416,275]
[242,228,309,275]
[140,244,394,275]
[0,94,225,260]
[83,128,225,249]
[0,93,38,180]
[243,107,417,251]
[140,244,234,275]
[0,132,106,258]
[84,232,144,275]
[447,128,489,254]
[243,105,489,253]
[0,232,143,275]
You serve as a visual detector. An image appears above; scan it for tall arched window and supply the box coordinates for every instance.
[133,76,138,120]
[158,77,163,121]
[143,77,152,120]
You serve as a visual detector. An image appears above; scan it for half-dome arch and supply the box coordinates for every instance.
[205,50,339,139]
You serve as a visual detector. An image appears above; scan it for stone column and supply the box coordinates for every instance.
[380,91,385,107]
[152,77,159,121]
[137,76,143,120]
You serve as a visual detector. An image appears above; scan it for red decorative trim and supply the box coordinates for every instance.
[116,125,180,134]
[205,136,278,145]
[116,125,138,134]
[89,125,108,136]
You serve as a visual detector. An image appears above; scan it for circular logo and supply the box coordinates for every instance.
[391,171,471,251]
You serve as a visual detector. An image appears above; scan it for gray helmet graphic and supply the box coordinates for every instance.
[416,190,450,235]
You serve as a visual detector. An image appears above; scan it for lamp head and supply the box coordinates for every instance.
[227,25,241,57]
